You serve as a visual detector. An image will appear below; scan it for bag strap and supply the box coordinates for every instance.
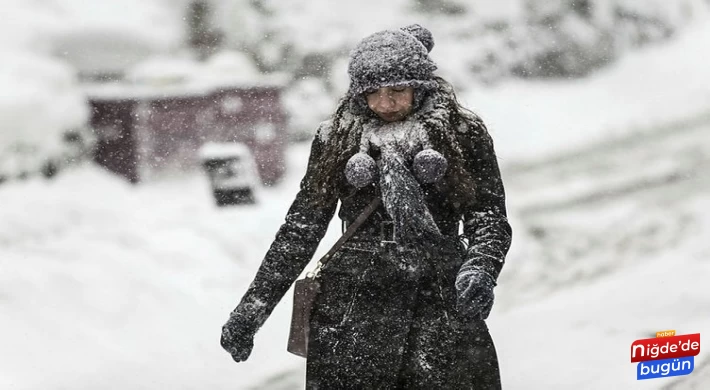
[307,197,382,277]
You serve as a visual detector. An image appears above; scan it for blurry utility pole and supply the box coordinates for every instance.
[187,0,224,60]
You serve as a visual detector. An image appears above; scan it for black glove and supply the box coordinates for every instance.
[221,313,256,362]
[455,265,497,320]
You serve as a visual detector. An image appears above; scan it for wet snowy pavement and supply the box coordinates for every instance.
[493,118,710,389]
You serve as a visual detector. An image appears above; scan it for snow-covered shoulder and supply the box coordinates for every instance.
[315,118,334,144]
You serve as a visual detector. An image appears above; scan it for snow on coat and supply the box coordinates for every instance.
[230,82,512,388]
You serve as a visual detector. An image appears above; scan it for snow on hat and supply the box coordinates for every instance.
[347,24,437,96]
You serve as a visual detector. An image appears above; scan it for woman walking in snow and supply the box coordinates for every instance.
[221,24,512,389]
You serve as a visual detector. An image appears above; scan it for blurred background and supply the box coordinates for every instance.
[1,0,709,389]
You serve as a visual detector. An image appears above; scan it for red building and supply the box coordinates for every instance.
[86,81,288,185]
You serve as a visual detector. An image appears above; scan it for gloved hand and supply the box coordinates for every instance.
[455,265,497,320]
[221,312,256,362]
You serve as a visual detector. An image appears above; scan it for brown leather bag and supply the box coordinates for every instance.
[287,198,382,358]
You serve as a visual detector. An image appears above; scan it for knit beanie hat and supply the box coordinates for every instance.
[347,24,438,96]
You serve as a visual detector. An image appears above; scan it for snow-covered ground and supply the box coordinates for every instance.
[0,148,318,390]
[494,117,710,389]
[2,115,708,389]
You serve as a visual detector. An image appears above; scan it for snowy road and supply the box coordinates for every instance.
[492,115,710,389]
[499,112,710,305]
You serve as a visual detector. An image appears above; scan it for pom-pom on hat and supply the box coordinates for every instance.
[400,24,434,53]
[347,24,438,97]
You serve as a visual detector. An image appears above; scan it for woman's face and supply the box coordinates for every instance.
[366,86,414,122]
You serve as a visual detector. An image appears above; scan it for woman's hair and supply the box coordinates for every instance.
[311,76,479,210]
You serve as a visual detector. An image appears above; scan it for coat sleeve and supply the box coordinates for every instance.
[231,122,338,333]
[458,116,512,281]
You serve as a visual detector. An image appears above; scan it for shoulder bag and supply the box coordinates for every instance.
[287,197,381,358]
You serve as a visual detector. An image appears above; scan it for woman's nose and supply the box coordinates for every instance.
[374,92,395,111]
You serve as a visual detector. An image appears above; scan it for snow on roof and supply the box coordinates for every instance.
[198,142,252,161]
[83,53,288,101]
[52,28,163,75]
[82,77,289,101]
[81,82,215,101]
[204,51,263,80]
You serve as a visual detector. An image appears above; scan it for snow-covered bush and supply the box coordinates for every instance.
[214,0,708,85]
[611,0,707,48]
[469,0,709,80]
[1,0,187,181]
[507,6,617,79]
[0,53,89,181]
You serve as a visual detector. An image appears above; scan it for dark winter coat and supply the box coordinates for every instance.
[233,96,512,389]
